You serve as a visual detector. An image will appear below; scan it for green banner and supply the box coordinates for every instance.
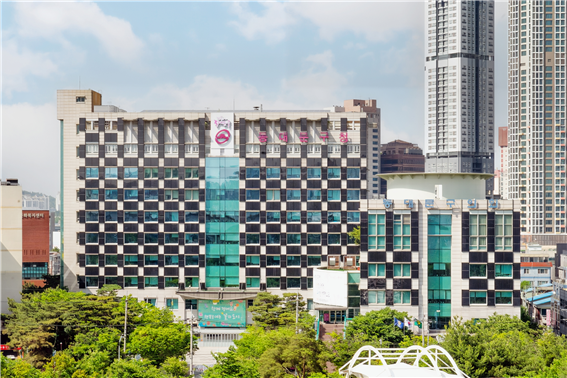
[198,299,246,328]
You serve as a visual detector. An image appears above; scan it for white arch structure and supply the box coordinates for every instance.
[339,345,470,378]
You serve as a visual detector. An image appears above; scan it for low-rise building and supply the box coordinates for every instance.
[1,179,22,314]
[22,210,50,286]
[521,262,553,288]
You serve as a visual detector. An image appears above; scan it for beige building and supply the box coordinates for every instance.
[1,179,23,314]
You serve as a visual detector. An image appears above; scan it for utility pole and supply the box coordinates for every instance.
[124,297,128,354]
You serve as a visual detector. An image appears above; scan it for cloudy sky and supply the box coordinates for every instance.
[1,1,508,197]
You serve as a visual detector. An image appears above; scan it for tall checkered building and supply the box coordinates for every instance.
[58,90,380,321]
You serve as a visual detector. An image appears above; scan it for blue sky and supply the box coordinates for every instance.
[1,1,507,197]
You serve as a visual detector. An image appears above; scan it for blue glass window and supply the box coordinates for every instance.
[287,212,300,223]
[124,277,138,287]
[307,234,321,244]
[144,234,158,244]
[246,168,260,178]
[287,234,301,244]
[105,167,118,179]
[185,211,199,223]
[246,277,260,288]
[267,234,280,244]
[124,233,137,244]
[327,190,341,201]
[185,255,199,265]
[86,167,98,179]
[267,277,280,287]
[287,168,301,179]
[165,168,178,179]
[347,190,360,201]
[307,190,321,201]
[287,278,300,288]
[328,168,341,179]
[328,212,341,223]
[267,256,280,266]
[124,211,137,222]
[308,256,321,266]
[145,255,158,265]
[144,212,158,223]
[266,168,280,179]
[348,212,360,223]
[86,255,99,265]
[105,233,118,244]
[247,234,260,244]
[185,234,198,244]
[185,168,199,178]
[165,233,179,244]
[105,211,117,222]
[124,190,138,201]
[144,277,158,287]
[144,168,158,179]
[287,255,300,266]
[144,190,158,200]
[165,190,178,201]
[86,233,98,244]
[347,168,360,179]
[165,211,179,222]
[328,234,341,244]
[246,190,260,201]
[124,168,138,179]
[287,190,301,201]
[105,255,118,265]
[266,190,280,201]
[307,212,321,222]
[307,168,321,179]
[85,211,98,222]
[246,212,260,223]
[85,189,99,200]
[266,212,280,222]
[86,277,99,287]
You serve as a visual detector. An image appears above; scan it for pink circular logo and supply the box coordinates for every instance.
[215,129,231,145]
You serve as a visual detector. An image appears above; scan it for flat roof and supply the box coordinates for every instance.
[378,172,494,180]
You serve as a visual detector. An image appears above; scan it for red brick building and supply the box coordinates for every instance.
[22,210,50,287]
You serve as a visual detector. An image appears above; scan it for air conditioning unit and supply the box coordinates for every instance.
[346,257,354,267]
[329,257,337,268]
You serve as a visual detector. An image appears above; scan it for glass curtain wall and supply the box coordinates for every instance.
[427,214,452,329]
[205,158,240,288]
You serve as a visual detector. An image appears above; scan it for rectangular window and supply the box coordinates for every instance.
[393,291,411,304]
[469,213,487,251]
[246,212,260,223]
[144,211,158,223]
[347,190,360,201]
[124,277,138,287]
[368,213,386,250]
[368,264,386,277]
[495,214,513,251]
[165,233,179,244]
[85,211,98,222]
[287,234,301,244]
[287,277,300,288]
[144,190,158,201]
[165,168,178,179]
[287,212,300,223]
[145,277,158,288]
[246,234,260,244]
[86,255,99,266]
[266,211,280,223]
[124,167,138,179]
[164,256,179,267]
[469,264,487,277]
[307,168,321,179]
[394,213,411,250]
[185,168,199,179]
[165,211,179,222]
[105,211,117,222]
[86,277,99,287]
[266,190,280,201]
[246,277,260,288]
[124,190,138,201]
[307,234,321,245]
[347,168,360,179]
[105,167,118,179]
[185,278,199,288]
[124,255,138,266]
[327,190,341,201]
[105,255,118,266]
[308,256,321,266]
[124,211,137,222]
[495,264,512,278]
[246,255,260,266]
[267,256,280,266]
[166,298,178,309]
[347,212,360,223]
[165,278,178,288]
[185,211,199,223]
[105,233,117,244]
[267,234,280,244]
[86,167,99,179]
[144,234,158,244]
[85,189,99,201]
[328,212,341,223]
[185,189,199,201]
[368,290,386,304]
[144,168,158,179]
[328,234,341,245]
[123,233,138,244]
[286,190,301,201]
[246,190,260,201]
[165,190,178,201]
[185,233,198,244]
[393,264,411,277]
[495,291,512,304]
[307,212,321,223]
[86,233,98,244]
[327,168,341,179]
[266,168,280,179]
[246,168,260,178]
[470,291,487,305]
[287,168,301,179]
[144,255,158,266]
[267,277,280,288]
[185,255,199,266]
[307,190,321,201]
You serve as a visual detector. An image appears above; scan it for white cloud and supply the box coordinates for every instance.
[229,1,423,44]
[12,2,144,63]
[1,103,60,197]
[2,41,58,96]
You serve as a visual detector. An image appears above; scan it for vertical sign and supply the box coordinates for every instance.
[210,113,234,156]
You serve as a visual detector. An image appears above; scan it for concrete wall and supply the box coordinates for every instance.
[1,183,23,314]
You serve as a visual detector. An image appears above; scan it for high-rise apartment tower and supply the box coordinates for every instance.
[508,0,567,234]
[425,0,495,174]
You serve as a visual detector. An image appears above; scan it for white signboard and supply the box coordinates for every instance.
[210,113,234,156]
[313,268,348,308]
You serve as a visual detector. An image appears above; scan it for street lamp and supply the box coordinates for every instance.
[118,334,124,360]
[435,310,441,329]
[186,314,200,376]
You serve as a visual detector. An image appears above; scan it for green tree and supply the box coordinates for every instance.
[1,355,40,378]
[129,322,192,365]
[104,359,162,378]
[521,280,532,291]
[160,357,190,377]
[347,226,361,245]
[39,351,78,378]
[248,292,307,330]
